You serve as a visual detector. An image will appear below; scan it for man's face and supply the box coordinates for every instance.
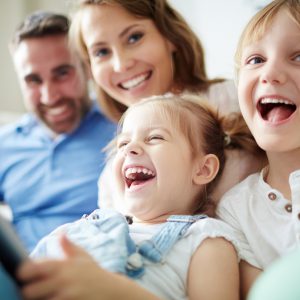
[12,35,90,135]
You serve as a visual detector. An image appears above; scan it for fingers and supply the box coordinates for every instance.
[17,260,63,299]
[17,260,53,283]
[60,234,90,259]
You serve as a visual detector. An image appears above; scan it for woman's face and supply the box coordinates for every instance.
[80,4,176,107]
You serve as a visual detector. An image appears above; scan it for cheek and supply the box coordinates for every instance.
[238,74,253,110]
[91,63,109,88]
[73,69,87,90]
[22,87,40,108]
[71,77,87,98]
[112,156,124,189]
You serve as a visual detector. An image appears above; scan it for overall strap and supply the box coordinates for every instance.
[138,214,207,263]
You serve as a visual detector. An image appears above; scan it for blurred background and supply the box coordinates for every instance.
[0,0,271,125]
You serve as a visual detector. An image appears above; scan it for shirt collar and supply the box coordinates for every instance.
[15,100,98,139]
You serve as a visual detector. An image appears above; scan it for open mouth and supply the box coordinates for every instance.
[119,71,152,90]
[258,98,296,122]
[124,167,155,188]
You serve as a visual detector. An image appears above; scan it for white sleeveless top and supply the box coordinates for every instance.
[130,218,241,300]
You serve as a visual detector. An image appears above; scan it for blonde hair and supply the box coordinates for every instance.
[70,0,224,122]
[116,94,262,215]
[235,0,300,79]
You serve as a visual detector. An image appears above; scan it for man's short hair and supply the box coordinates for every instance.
[10,11,69,50]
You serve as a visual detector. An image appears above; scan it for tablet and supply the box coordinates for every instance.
[0,214,28,285]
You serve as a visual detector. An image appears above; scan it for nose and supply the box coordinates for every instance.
[112,49,134,73]
[260,61,287,85]
[40,82,60,105]
[124,141,143,156]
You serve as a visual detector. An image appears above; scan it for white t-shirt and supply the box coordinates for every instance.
[130,218,240,300]
[217,168,300,269]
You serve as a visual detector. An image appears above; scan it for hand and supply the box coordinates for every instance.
[18,235,160,300]
[17,235,112,300]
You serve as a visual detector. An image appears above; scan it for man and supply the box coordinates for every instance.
[0,11,116,251]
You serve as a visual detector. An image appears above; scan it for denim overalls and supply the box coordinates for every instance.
[76,209,207,278]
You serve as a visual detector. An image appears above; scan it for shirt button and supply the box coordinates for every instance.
[127,253,143,270]
[268,192,277,200]
[285,204,292,213]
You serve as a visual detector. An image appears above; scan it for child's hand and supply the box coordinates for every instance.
[17,235,112,300]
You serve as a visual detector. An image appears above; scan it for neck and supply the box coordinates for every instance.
[132,215,170,225]
[266,149,300,200]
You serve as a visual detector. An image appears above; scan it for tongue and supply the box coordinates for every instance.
[266,106,293,122]
[131,180,145,187]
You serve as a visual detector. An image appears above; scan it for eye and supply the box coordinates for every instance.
[54,66,73,81]
[293,53,300,62]
[117,140,129,149]
[147,135,164,143]
[25,75,42,86]
[247,56,265,65]
[128,32,144,44]
[93,47,110,59]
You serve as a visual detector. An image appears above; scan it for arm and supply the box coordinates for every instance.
[240,260,262,300]
[17,236,160,300]
[187,237,239,300]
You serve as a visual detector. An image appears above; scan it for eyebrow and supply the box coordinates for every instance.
[119,126,173,138]
[91,24,142,48]
[119,24,141,39]
[52,64,74,75]
[24,73,41,82]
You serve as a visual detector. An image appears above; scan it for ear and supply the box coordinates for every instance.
[192,154,220,186]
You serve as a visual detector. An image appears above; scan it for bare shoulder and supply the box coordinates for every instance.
[194,237,237,260]
[188,237,239,300]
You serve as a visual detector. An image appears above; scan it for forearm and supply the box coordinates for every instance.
[106,272,160,300]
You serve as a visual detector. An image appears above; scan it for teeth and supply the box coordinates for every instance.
[47,105,68,116]
[120,73,148,89]
[125,167,155,178]
[260,98,294,105]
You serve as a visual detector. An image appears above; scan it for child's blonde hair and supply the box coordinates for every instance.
[235,0,300,79]
[116,94,262,215]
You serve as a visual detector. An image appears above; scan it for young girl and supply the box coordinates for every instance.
[217,0,300,297]
[70,0,265,209]
[18,95,260,300]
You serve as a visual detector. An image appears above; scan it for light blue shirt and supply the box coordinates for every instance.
[0,102,116,251]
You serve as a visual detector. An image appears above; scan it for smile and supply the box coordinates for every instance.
[46,104,69,116]
[257,97,296,123]
[119,71,152,90]
[124,166,156,189]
